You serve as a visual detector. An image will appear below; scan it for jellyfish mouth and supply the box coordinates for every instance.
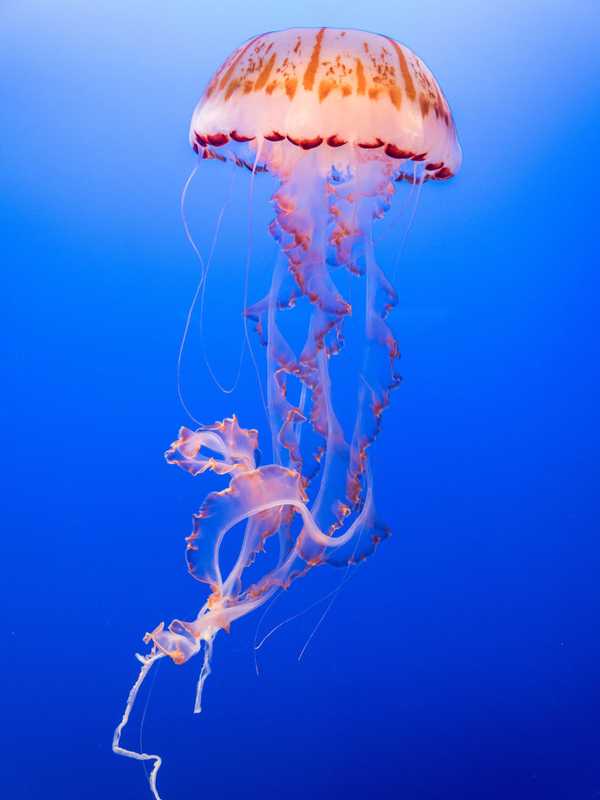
[191,129,454,182]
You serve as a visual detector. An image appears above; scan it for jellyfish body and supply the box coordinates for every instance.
[114,28,461,799]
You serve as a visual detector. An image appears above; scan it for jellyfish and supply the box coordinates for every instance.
[113,27,461,799]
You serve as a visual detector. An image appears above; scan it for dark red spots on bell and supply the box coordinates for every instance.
[385,143,413,159]
[435,166,453,179]
[265,131,285,141]
[300,136,323,150]
[411,152,427,161]
[287,135,323,150]
[358,138,384,149]
[192,143,199,154]
[327,134,347,147]
[206,133,229,147]
[425,161,444,171]
[194,132,208,147]
[230,130,255,143]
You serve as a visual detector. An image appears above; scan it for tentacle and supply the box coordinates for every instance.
[112,652,165,800]
[119,150,410,800]
[165,416,258,477]
[246,152,400,566]
[325,160,402,510]
[193,635,214,714]
[144,411,388,671]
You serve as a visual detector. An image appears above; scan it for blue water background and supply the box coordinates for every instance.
[2,2,600,799]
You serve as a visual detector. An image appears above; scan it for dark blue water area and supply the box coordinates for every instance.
[2,3,600,799]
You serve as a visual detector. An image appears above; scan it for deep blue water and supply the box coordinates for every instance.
[3,3,600,799]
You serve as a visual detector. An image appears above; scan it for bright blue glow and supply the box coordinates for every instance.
[2,2,600,799]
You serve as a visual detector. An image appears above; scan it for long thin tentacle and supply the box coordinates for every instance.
[113,653,165,800]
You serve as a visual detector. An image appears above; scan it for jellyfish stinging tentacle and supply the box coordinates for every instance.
[114,27,461,800]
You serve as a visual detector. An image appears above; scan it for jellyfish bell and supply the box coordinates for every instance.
[114,27,461,800]
[191,27,461,181]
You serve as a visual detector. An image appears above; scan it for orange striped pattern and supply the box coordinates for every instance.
[201,27,452,123]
